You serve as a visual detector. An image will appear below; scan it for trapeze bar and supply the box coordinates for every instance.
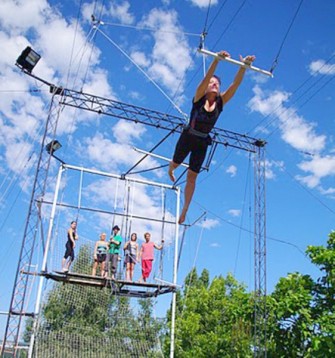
[133,147,189,168]
[198,48,274,78]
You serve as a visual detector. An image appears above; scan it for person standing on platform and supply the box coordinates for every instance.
[92,232,109,276]
[123,233,139,282]
[62,221,78,273]
[139,232,163,283]
[104,225,122,279]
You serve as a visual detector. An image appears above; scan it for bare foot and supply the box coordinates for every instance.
[168,162,176,182]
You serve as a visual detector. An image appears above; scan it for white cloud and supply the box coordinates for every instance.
[130,51,151,68]
[265,159,284,180]
[210,242,220,248]
[309,59,335,76]
[296,154,335,188]
[0,0,117,191]
[108,1,135,25]
[226,165,237,177]
[228,209,241,217]
[112,120,147,144]
[188,0,218,8]
[248,85,326,153]
[78,130,164,177]
[198,218,220,229]
[138,8,193,99]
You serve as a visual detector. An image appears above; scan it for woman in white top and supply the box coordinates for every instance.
[123,233,139,281]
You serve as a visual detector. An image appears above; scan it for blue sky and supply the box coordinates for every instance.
[1,0,335,338]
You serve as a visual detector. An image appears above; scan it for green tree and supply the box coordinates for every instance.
[164,269,254,357]
[268,231,335,357]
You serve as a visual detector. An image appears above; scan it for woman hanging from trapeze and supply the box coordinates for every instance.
[169,50,256,224]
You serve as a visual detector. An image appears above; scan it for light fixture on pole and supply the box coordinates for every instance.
[16,46,41,73]
[45,140,65,164]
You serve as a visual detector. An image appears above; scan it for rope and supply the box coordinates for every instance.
[158,188,167,279]
[112,178,119,230]
[75,169,84,224]
[95,26,188,120]
[233,153,252,275]
[102,21,199,37]
[270,0,305,73]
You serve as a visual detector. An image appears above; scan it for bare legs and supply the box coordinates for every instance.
[168,161,198,224]
[168,161,178,182]
[62,257,72,272]
[92,261,98,276]
[126,262,135,281]
[92,261,105,276]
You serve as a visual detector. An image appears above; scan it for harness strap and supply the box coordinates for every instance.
[183,125,209,139]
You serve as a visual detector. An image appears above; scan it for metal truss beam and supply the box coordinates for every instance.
[57,87,260,153]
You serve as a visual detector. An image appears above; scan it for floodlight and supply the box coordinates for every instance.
[16,46,41,73]
[46,140,62,155]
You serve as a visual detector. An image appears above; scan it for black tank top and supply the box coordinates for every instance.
[189,95,223,134]
[67,229,76,247]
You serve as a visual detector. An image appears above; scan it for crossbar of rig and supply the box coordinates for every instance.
[53,85,262,153]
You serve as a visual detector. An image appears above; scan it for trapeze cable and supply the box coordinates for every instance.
[122,180,131,238]
[270,0,305,73]
[127,181,136,240]
[67,23,98,90]
[95,26,189,120]
[177,211,206,270]
[158,188,167,279]
[193,219,206,264]
[199,0,211,75]
[65,0,86,88]
[112,177,119,230]
[233,152,252,275]
[76,168,84,223]
[101,21,200,37]
[198,48,274,77]
[247,52,335,137]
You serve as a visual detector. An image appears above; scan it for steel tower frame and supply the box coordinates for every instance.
[1,89,63,356]
[2,83,267,357]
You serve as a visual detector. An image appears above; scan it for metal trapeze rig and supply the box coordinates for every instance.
[2,46,268,358]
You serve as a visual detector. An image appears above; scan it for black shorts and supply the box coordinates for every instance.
[64,241,74,261]
[124,254,136,265]
[173,130,209,173]
[95,254,107,263]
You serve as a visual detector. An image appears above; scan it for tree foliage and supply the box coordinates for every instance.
[268,231,335,357]
[164,269,254,357]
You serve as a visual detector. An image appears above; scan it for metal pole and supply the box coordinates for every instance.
[198,48,274,78]
[170,186,180,358]
[28,164,64,358]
